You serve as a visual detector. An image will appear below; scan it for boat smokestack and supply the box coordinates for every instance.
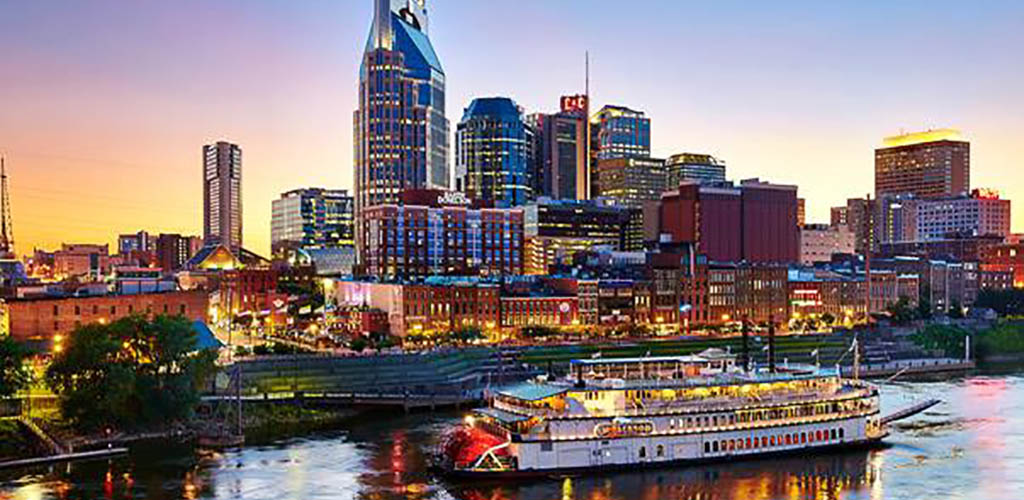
[741,315,750,372]
[768,314,776,373]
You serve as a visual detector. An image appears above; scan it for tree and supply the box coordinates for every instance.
[948,300,965,319]
[917,286,933,320]
[887,296,916,325]
[975,289,1024,317]
[46,315,218,432]
[910,324,969,358]
[821,312,836,327]
[0,337,32,399]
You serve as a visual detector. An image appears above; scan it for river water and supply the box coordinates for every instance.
[3,370,1023,500]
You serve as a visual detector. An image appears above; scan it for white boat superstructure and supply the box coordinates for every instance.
[439,349,886,477]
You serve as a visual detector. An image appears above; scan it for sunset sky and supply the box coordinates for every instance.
[1,0,1023,256]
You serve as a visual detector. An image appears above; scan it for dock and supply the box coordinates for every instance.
[0,448,129,470]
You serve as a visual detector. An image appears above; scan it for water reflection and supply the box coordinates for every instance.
[447,449,879,500]
[4,375,1024,500]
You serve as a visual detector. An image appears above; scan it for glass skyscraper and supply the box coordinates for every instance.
[665,152,727,188]
[456,97,533,208]
[589,105,650,197]
[270,188,355,257]
[354,0,449,257]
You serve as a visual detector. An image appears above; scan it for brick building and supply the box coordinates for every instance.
[3,290,209,343]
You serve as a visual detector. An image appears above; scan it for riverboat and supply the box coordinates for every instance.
[437,349,897,477]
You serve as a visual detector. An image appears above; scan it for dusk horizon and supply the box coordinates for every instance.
[2,0,1022,255]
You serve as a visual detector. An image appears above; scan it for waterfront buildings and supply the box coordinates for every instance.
[203,141,243,252]
[665,153,727,188]
[523,198,643,274]
[270,188,355,256]
[981,242,1024,288]
[875,129,970,199]
[660,179,800,264]
[3,290,209,343]
[53,244,110,280]
[455,97,533,207]
[333,279,500,338]
[800,224,856,265]
[354,0,449,247]
[530,96,589,200]
[358,189,524,280]
[589,105,651,195]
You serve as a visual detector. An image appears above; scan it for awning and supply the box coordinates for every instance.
[495,383,567,402]
[476,407,531,424]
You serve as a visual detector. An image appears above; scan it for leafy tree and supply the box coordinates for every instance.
[886,296,917,325]
[948,300,965,319]
[821,312,836,327]
[451,326,484,344]
[348,337,368,352]
[45,315,218,432]
[917,286,933,320]
[0,337,32,399]
[975,289,1024,317]
[909,324,969,358]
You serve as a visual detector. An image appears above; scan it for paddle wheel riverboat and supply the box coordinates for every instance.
[437,349,909,477]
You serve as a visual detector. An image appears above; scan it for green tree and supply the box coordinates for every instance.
[820,312,836,327]
[909,324,969,358]
[45,315,218,432]
[0,337,32,399]
[887,296,916,325]
[975,289,1024,316]
[917,286,933,320]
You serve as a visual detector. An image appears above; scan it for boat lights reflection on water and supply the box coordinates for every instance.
[448,449,884,500]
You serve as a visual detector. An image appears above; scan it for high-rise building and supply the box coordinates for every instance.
[800,223,856,265]
[156,233,201,272]
[665,153,727,189]
[660,179,800,264]
[875,188,1011,244]
[830,206,849,227]
[203,141,242,251]
[271,188,355,256]
[590,105,650,195]
[455,97,533,207]
[117,231,151,254]
[875,129,969,199]
[358,189,523,280]
[797,198,806,228]
[595,157,666,208]
[355,0,449,251]
[530,95,589,201]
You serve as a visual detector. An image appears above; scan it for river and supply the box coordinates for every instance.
[2,370,1023,500]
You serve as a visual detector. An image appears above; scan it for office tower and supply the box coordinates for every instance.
[797,198,806,227]
[530,96,590,201]
[270,188,355,256]
[359,189,523,279]
[590,105,650,195]
[660,179,799,264]
[455,97,533,207]
[118,230,151,254]
[156,233,197,272]
[595,157,666,207]
[203,141,242,251]
[665,153,727,188]
[875,128,969,199]
[830,206,849,227]
[354,0,449,238]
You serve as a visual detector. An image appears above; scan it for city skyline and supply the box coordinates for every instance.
[2,0,1023,255]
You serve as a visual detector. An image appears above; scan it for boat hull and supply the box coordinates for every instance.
[438,436,887,480]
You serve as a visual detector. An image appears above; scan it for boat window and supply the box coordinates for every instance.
[839,428,845,439]
[639,446,646,458]
[541,442,553,452]
[705,442,711,453]
[746,438,752,449]
[713,441,719,452]
[831,429,837,440]
[656,445,665,457]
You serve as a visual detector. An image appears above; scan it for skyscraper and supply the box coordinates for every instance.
[665,153,727,188]
[455,97,533,207]
[270,188,355,256]
[589,105,650,195]
[203,141,242,251]
[354,0,449,252]
[530,96,589,201]
[874,129,969,199]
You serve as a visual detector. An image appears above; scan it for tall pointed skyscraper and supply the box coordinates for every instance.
[355,0,449,263]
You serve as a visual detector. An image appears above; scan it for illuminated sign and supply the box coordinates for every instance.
[973,188,1000,200]
[437,191,472,206]
[559,302,571,314]
[594,420,654,438]
[560,94,588,113]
